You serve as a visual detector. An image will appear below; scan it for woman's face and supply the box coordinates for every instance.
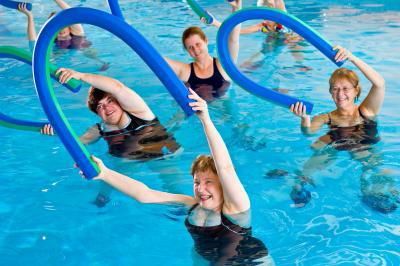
[184,34,209,61]
[330,78,358,108]
[96,96,124,126]
[193,169,223,211]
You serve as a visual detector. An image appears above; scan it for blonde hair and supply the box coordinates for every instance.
[190,155,217,176]
[329,67,361,101]
[182,26,207,50]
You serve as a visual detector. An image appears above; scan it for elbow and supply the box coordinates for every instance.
[376,78,385,90]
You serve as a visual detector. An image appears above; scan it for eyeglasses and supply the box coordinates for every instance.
[330,87,354,94]
[96,97,117,112]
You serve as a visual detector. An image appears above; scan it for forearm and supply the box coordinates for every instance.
[240,24,261,35]
[101,169,193,204]
[202,118,233,170]
[102,169,157,203]
[201,117,249,210]
[54,0,71,10]
[350,55,385,89]
[26,15,36,41]
[80,73,123,95]
[228,3,242,62]
[300,115,312,134]
[54,0,85,35]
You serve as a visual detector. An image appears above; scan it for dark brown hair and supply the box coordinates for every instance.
[87,87,110,114]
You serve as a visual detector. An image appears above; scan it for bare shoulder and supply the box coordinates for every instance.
[312,113,330,124]
[215,58,230,81]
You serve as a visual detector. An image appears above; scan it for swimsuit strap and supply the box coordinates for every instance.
[358,108,367,120]
[327,112,332,125]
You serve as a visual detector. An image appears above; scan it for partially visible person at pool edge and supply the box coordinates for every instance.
[88,89,272,265]
[165,0,242,102]
[17,0,109,71]
[41,68,181,161]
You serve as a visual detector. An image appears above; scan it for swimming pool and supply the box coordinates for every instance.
[1,0,399,265]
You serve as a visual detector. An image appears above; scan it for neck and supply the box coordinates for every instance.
[336,104,358,117]
[194,55,213,69]
[116,112,131,129]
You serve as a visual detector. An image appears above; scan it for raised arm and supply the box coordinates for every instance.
[334,46,385,117]
[228,0,242,63]
[274,0,287,12]
[188,89,250,214]
[56,68,155,120]
[53,0,85,36]
[18,3,36,42]
[92,156,196,205]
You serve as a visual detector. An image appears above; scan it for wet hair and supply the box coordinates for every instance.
[182,26,207,50]
[191,155,217,176]
[329,67,361,101]
[87,87,110,114]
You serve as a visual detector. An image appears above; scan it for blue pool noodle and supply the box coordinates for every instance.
[0,0,32,11]
[107,0,124,19]
[0,112,47,130]
[33,7,194,179]
[217,8,344,114]
[0,47,81,130]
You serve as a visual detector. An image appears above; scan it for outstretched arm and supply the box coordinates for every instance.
[240,23,264,35]
[164,57,189,81]
[228,0,242,63]
[53,0,85,36]
[40,124,101,145]
[18,3,36,41]
[92,156,196,205]
[333,46,385,117]
[188,89,250,214]
[56,68,155,120]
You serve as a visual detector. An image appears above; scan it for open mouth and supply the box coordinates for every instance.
[199,195,212,201]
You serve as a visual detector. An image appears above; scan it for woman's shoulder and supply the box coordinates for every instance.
[222,208,251,228]
[312,113,330,124]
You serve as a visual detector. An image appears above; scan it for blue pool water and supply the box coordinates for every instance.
[1,0,399,265]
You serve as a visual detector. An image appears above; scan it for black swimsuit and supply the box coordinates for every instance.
[326,110,380,151]
[185,204,268,265]
[186,58,230,102]
[97,113,180,160]
[55,35,92,50]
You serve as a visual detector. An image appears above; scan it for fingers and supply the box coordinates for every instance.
[333,45,351,62]
[40,124,55,135]
[187,88,208,112]
[18,3,28,12]
[290,102,307,117]
[56,68,76,84]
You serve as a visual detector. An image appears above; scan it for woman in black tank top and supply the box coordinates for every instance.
[287,46,396,213]
[89,90,272,264]
[165,1,242,102]
[186,58,230,101]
